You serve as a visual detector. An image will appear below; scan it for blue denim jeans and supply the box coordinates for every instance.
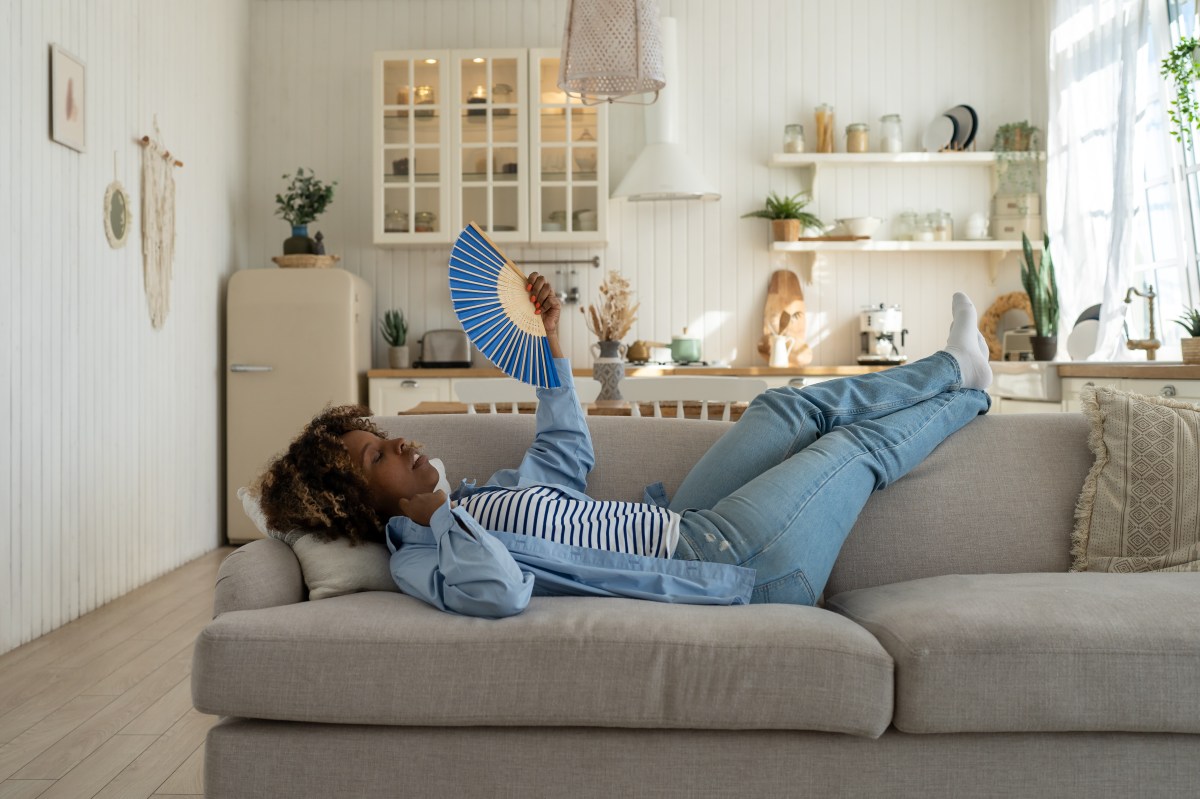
[669,352,990,605]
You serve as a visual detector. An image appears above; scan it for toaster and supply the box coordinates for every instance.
[415,329,472,368]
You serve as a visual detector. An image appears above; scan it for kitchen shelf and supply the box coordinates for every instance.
[767,151,1046,168]
[772,239,1042,283]
[765,150,1049,285]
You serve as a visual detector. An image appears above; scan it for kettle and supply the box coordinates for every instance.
[670,328,702,364]
[626,340,652,362]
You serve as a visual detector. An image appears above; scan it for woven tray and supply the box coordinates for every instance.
[271,254,341,269]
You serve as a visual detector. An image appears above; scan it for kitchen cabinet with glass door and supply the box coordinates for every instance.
[374,52,451,245]
[529,48,608,243]
[454,50,529,244]
[373,48,607,246]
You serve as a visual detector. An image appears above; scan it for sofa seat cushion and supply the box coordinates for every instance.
[826,573,1200,734]
[193,592,894,737]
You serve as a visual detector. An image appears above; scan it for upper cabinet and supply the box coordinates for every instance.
[373,48,608,247]
[529,48,608,244]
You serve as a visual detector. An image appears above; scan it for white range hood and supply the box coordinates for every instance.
[612,17,719,202]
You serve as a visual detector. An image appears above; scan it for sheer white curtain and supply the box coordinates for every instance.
[1046,0,1175,360]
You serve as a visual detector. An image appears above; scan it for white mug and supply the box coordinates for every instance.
[966,212,989,240]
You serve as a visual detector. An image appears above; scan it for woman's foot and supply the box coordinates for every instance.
[944,292,992,390]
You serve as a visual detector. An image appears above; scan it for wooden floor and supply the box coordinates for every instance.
[0,547,234,799]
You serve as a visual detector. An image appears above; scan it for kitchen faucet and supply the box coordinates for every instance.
[1124,285,1161,360]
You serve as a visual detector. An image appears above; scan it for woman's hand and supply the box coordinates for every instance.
[526,272,565,358]
[398,490,447,527]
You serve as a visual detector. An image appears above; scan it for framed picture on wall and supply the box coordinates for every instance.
[50,44,85,152]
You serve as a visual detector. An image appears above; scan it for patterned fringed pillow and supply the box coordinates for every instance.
[1072,385,1200,572]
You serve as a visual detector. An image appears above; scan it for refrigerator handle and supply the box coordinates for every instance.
[230,364,274,373]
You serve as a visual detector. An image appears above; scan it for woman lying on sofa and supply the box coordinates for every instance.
[256,274,993,618]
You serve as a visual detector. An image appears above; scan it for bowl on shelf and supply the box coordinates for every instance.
[835,217,883,238]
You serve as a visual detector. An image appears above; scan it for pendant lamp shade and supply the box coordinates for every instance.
[558,0,665,104]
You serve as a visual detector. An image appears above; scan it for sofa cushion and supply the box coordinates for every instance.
[826,573,1200,734]
[827,414,1092,595]
[1073,385,1200,572]
[193,593,893,737]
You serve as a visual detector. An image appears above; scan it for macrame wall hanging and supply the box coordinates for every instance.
[138,118,182,330]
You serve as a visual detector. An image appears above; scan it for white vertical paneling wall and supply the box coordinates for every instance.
[1,0,250,655]
[248,0,1048,367]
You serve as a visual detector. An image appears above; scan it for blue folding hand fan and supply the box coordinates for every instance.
[449,223,561,388]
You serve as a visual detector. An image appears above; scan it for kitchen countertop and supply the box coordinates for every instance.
[1055,362,1200,379]
[367,364,897,379]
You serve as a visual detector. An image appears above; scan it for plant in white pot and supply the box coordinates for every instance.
[381,309,409,369]
[742,192,824,242]
[1174,307,1200,365]
[1020,232,1059,361]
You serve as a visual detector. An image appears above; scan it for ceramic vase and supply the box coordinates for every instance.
[388,345,410,369]
[1030,335,1058,362]
[1182,338,1200,365]
[771,219,801,242]
[592,340,626,401]
[283,224,315,255]
[768,334,794,368]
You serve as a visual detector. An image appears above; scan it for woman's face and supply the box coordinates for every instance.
[341,430,440,518]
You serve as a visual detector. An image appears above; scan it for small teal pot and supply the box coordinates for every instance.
[283,224,314,255]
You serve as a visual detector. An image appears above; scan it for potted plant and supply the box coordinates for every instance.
[742,191,824,242]
[1020,232,1059,361]
[1161,37,1200,143]
[1174,307,1200,364]
[994,121,1040,152]
[275,167,338,255]
[381,309,409,369]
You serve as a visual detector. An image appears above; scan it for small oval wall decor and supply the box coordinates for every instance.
[104,180,131,248]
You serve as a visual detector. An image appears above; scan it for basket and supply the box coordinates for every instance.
[271,254,341,269]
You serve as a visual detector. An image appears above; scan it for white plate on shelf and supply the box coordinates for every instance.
[946,104,978,150]
[1067,319,1100,360]
[923,115,957,153]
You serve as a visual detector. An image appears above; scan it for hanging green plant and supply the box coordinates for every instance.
[1161,37,1200,144]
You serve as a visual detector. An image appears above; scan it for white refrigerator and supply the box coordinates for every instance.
[226,268,373,543]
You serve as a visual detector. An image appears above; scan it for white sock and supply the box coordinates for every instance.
[944,292,992,390]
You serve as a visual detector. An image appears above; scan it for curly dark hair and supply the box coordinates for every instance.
[256,404,388,545]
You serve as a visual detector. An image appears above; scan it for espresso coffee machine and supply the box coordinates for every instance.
[857,303,909,365]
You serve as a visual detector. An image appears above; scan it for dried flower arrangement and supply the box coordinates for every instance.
[582,270,639,342]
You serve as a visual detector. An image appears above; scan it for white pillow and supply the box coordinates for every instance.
[237,485,397,600]
[237,457,452,600]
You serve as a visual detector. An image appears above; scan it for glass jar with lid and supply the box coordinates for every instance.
[845,123,870,154]
[783,124,805,153]
[414,211,437,232]
[879,114,903,153]
[913,215,935,242]
[892,210,919,241]
[814,104,835,153]
[492,83,513,116]
[930,209,954,241]
[385,209,409,233]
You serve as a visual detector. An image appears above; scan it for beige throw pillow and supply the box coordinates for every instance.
[1072,385,1200,572]
[237,486,398,600]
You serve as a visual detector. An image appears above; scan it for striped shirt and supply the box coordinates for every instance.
[456,486,681,559]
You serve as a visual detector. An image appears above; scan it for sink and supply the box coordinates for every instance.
[989,361,1063,402]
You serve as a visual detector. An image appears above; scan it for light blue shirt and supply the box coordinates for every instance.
[384,359,756,618]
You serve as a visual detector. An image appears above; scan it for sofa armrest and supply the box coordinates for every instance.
[213,539,305,616]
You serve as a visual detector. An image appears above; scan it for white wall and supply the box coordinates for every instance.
[248,0,1048,367]
[0,0,250,655]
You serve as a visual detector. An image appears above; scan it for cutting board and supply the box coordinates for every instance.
[758,269,813,365]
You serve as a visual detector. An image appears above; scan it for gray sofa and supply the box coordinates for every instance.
[193,413,1200,798]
